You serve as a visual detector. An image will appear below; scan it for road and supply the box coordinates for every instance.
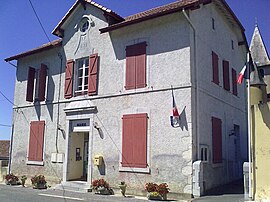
[0,184,148,202]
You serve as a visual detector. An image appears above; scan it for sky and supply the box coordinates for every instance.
[0,0,269,140]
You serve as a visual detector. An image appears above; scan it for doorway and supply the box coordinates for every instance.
[67,132,89,181]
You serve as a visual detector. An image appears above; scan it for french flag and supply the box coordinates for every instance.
[170,91,180,128]
[237,65,247,84]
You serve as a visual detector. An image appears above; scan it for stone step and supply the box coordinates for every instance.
[54,181,91,193]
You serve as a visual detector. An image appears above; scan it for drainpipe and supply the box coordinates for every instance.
[182,9,199,161]
[8,123,14,174]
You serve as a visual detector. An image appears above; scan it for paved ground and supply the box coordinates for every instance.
[0,180,247,202]
[192,180,247,202]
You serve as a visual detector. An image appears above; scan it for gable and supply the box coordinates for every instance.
[52,0,124,38]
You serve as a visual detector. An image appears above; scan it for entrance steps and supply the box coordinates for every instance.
[54,181,91,193]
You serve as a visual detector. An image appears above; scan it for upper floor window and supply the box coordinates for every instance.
[64,54,99,99]
[232,68,238,96]
[75,58,89,94]
[125,42,147,90]
[212,18,215,30]
[26,64,47,102]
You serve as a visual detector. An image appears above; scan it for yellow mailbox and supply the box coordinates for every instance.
[94,155,103,166]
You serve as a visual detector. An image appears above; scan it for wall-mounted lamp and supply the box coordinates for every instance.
[229,129,236,137]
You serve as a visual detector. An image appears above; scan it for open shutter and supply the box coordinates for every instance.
[122,113,147,168]
[26,67,35,102]
[64,60,74,99]
[232,68,237,96]
[88,54,98,95]
[212,51,219,85]
[38,64,47,101]
[223,60,230,91]
[212,117,222,164]
[135,42,147,88]
[28,121,45,162]
[125,45,136,90]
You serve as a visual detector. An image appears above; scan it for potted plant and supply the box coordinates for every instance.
[21,175,27,187]
[31,175,47,189]
[5,173,18,185]
[145,182,169,200]
[91,179,114,195]
[119,181,127,197]
[156,183,170,200]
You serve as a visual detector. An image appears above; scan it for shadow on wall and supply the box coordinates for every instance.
[180,106,188,131]
[259,103,270,129]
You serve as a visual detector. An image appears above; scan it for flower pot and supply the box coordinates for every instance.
[96,187,112,195]
[33,183,47,189]
[119,184,127,197]
[6,180,17,185]
[147,192,162,200]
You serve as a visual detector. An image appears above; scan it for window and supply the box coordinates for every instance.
[80,17,90,33]
[212,117,222,164]
[125,42,147,90]
[231,40,234,50]
[26,64,47,102]
[121,113,148,169]
[232,68,238,96]
[212,18,215,30]
[64,54,99,99]
[200,145,209,162]
[212,51,219,85]
[223,60,230,91]
[75,58,89,94]
[28,121,45,164]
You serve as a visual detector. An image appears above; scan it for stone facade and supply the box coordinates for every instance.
[6,0,247,196]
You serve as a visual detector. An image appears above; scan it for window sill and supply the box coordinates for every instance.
[119,166,150,174]
[26,160,44,166]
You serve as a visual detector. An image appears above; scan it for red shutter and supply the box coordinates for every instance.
[212,51,219,85]
[64,60,74,99]
[135,42,147,88]
[122,113,147,168]
[26,67,35,102]
[133,114,147,168]
[122,115,134,167]
[212,117,222,164]
[223,60,230,91]
[38,64,47,101]
[232,68,237,96]
[28,121,45,162]
[88,54,98,95]
[125,45,136,90]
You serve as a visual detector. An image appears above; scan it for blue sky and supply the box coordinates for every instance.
[0,0,269,140]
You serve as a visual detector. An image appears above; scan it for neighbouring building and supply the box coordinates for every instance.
[249,24,270,201]
[5,0,248,197]
[0,140,10,182]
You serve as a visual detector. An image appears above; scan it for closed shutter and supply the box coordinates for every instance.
[38,64,47,101]
[125,45,136,90]
[223,60,230,91]
[212,117,222,164]
[28,121,45,162]
[122,113,147,168]
[88,54,98,95]
[212,51,219,85]
[232,68,237,96]
[64,60,74,99]
[135,42,146,88]
[26,67,35,102]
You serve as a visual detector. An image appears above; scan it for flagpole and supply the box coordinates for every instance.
[247,52,252,199]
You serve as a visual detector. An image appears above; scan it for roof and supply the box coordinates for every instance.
[100,0,245,34]
[0,140,10,159]
[52,0,124,37]
[250,25,270,67]
[5,39,62,62]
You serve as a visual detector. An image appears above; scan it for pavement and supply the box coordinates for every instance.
[0,180,247,202]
